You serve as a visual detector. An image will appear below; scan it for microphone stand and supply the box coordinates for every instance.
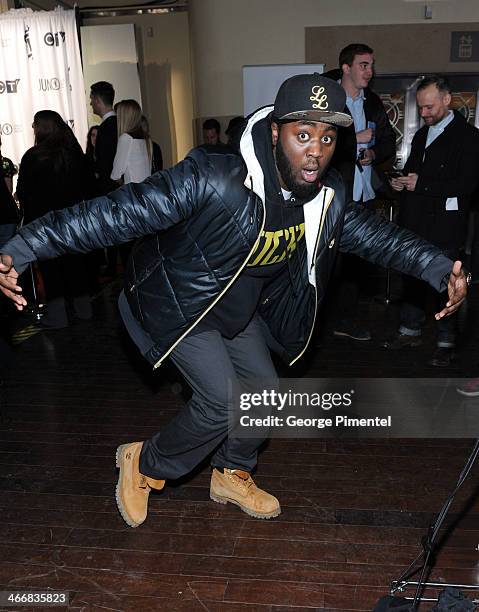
[374,198,396,305]
[390,438,479,607]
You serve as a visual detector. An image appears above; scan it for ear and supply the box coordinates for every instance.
[443,92,452,107]
[341,63,350,76]
[271,121,279,146]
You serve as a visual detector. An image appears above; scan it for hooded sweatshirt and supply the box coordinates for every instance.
[196,113,316,338]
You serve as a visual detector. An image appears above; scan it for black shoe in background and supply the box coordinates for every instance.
[429,347,455,368]
[333,322,372,342]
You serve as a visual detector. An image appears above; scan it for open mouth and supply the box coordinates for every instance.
[301,168,319,183]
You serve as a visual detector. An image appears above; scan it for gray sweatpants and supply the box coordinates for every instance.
[139,317,278,479]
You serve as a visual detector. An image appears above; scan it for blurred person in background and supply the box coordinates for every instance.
[200,118,234,154]
[16,110,94,328]
[90,81,117,195]
[0,136,19,376]
[325,43,396,342]
[90,81,118,278]
[0,135,19,248]
[202,118,221,145]
[111,100,152,266]
[84,125,103,290]
[225,116,244,151]
[112,100,151,186]
[0,136,17,197]
[85,125,99,178]
[387,75,479,367]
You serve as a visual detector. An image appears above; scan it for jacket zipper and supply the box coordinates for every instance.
[288,188,335,366]
[153,183,266,369]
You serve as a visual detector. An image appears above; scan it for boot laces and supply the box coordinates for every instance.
[231,469,254,489]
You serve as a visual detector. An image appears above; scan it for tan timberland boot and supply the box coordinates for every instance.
[210,468,281,519]
[115,442,165,528]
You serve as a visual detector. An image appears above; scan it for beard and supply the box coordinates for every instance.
[275,136,321,200]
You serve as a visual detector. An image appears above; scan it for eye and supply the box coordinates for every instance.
[321,135,335,144]
[298,132,310,142]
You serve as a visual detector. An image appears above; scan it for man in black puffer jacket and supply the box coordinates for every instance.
[0,74,468,529]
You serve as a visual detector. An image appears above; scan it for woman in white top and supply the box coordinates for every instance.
[111,99,151,185]
[110,100,152,267]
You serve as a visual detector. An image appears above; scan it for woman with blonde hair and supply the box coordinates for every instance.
[111,99,151,185]
[110,100,152,268]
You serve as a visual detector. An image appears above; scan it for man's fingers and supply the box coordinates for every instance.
[436,260,467,319]
[0,287,26,309]
[0,254,13,270]
[435,298,465,319]
[0,275,22,293]
[0,258,22,294]
[451,260,463,277]
[0,257,25,309]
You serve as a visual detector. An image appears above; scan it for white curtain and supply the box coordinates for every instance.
[0,7,88,168]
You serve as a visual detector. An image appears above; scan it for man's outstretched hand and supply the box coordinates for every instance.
[0,254,27,310]
[435,260,468,320]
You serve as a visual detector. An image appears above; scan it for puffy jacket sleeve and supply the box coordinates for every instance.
[5,153,209,267]
[339,202,453,290]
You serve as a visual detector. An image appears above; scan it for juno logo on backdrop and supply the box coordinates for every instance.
[38,78,62,92]
[38,77,72,92]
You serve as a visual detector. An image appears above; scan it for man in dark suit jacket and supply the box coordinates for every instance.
[90,81,117,196]
[325,43,396,343]
[90,81,118,276]
[386,75,479,366]
[326,44,396,202]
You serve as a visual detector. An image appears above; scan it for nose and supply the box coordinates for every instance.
[307,139,324,160]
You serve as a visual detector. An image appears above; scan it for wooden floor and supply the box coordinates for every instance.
[1,272,479,611]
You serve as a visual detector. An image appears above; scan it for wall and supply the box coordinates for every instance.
[189,0,479,118]
[81,24,144,128]
[83,11,194,167]
[306,23,479,74]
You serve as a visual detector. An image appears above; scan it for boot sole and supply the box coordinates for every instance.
[210,492,281,519]
[115,444,142,529]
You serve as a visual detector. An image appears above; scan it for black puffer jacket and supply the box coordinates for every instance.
[5,106,451,368]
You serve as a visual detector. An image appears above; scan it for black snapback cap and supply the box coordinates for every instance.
[273,73,352,127]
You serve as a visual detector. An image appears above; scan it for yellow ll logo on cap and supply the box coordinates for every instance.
[310,85,328,110]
